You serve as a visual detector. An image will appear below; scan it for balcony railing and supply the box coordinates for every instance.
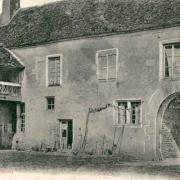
[0,81,21,101]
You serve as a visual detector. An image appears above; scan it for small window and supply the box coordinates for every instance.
[115,100,141,125]
[20,103,25,132]
[96,48,118,81]
[163,43,180,78]
[47,55,62,86]
[46,96,55,110]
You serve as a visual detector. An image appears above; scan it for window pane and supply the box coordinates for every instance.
[174,45,180,77]
[174,44,180,56]
[108,67,116,80]
[165,46,172,57]
[98,56,107,68]
[98,69,107,80]
[108,54,116,67]
[174,67,180,77]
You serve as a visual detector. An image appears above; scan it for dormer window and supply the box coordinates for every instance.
[163,43,180,79]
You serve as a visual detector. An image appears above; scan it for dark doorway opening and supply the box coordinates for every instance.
[59,119,73,150]
[163,97,180,150]
[0,101,17,149]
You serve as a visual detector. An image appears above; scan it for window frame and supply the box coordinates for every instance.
[114,99,142,127]
[46,54,63,87]
[96,48,119,82]
[46,96,55,111]
[159,39,180,80]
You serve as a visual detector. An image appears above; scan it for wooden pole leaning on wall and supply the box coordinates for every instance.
[80,104,112,154]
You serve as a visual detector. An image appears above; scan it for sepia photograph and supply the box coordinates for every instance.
[0,0,180,179]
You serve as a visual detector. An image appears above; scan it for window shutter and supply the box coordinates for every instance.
[97,48,118,81]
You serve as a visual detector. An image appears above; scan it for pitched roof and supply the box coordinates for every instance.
[0,47,24,70]
[0,0,180,48]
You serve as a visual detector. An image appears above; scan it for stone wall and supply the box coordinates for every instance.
[11,26,180,159]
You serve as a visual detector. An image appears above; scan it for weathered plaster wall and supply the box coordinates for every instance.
[11,26,180,159]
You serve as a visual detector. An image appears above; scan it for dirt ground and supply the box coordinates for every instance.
[0,150,179,179]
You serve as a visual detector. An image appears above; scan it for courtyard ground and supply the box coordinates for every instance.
[0,150,180,180]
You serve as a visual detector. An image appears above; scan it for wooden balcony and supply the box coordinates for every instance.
[0,81,21,101]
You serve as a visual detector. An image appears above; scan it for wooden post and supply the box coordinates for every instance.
[16,103,21,134]
[81,110,90,152]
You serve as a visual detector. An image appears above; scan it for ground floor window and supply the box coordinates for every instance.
[116,100,141,125]
[20,103,25,132]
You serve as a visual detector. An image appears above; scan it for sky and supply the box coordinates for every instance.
[0,0,62,13]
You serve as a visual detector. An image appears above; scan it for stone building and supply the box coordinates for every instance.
[0,0,180,160]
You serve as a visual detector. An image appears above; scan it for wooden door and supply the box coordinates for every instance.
[59,120,73,150]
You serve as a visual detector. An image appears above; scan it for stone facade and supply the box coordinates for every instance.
[4,25,178,160]
[1,0,180,161]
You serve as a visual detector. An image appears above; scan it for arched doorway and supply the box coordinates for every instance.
[157,92,180,159]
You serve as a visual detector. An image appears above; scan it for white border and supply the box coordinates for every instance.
[46,54,63,87]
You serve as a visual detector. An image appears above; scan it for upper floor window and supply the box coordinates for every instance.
[115,100,141,126]
[164,43,180,79]
[96,48,118,81]
[46,55,62,86]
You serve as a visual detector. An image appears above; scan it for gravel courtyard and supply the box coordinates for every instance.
[0,150,180,179]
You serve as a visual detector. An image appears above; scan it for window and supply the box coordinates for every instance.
[96,48,118,81]
[163,43,180,78]
[46,96,55,110]
[20,103,25,132]
[115,100,141,125]
[47,55,62,86]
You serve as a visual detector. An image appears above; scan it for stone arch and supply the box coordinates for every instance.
[156,92,180,159]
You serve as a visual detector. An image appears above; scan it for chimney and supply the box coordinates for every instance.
[0,0,20,26]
